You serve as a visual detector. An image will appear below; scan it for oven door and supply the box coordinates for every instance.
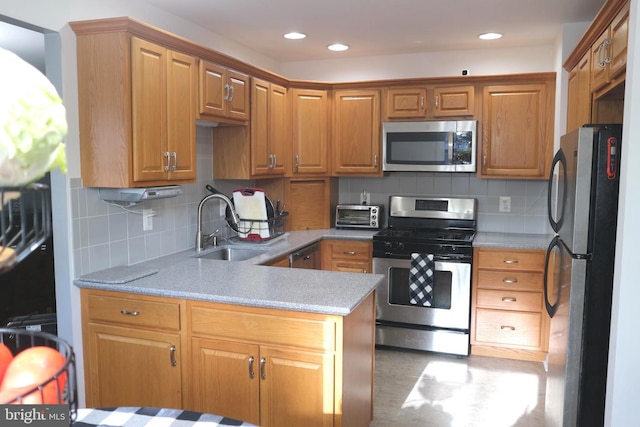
[373,256,471,330]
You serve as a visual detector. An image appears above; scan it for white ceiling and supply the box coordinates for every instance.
[143,0,606,62]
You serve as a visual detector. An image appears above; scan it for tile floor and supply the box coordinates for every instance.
[371,347,547,427]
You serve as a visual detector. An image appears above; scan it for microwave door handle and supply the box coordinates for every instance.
[448,133,454,164]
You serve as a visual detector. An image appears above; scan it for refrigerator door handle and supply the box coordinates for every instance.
[544,236,560,318]
[548,149,568,233]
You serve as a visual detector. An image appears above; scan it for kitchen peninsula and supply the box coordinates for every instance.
[75,229,382,427]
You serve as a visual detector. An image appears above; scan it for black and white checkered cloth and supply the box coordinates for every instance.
[408,253,434,306]
[73,407,258,426]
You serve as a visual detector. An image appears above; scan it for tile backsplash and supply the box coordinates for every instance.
[72,127,550,276]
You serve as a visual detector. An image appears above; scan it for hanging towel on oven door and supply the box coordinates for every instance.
[409,253,434,306]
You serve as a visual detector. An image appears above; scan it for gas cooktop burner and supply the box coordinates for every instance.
[374,227,475,244]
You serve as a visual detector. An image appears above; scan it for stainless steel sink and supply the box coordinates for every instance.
[196,246,267,261]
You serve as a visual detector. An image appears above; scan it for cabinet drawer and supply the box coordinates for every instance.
[330,241,371,261]
[475,309,542,348]
[476,249,545,271]
[476,289,542,312]
[190,305,336,351]
[85,293,181,331]
[476,270,544,292]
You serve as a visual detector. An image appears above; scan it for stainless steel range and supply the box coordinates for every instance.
[373,196,477,356]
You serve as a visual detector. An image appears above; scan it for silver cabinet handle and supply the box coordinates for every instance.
[295,154,300,168]
[223,83,230,101]
[229,84,235,101]
[260,357,266,380]
[420,95,425,110]
[169,345,177,367]
[268,154,275,169]
[248,356,255,379]
[483,155,487,168]
[164,151,170,172]
[272,154,277,168]
[374,154,378,167]
[343,251,357,255]
[120,309,140,316]
[502,297,517,302]
[502,278,518,284]
[503,259,519,264]
[500,325,516,331]
[435,95,439,110]
[171,152,177,171]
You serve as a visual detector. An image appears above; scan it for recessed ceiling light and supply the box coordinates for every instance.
[284,32,306,40]
[328,43,349,52]
[479,32,503,40]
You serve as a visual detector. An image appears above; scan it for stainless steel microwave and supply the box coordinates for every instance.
[335,204,383,229]
[382,120,477,172]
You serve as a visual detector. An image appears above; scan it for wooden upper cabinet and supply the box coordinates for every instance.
[72,21,198,187]
[291,89,329,175]
[433,85,475,117]
[567,51,592,132]
[132,38,197,183]
[251,78,288,176]
[384,87,427,119]
[199,59,249,122]
[480,79,555,179]
[333,90,381,175]
[590,0,629,96]
[384,85,474,119]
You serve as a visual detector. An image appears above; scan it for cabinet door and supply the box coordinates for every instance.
[251,79,271,175]
[609,0,629,80]
[481,82,554,179]
[287,178,334,231]
[260,346,335,427]
[227,69,250,121]
[191,338,260,425]
[269,83,288,175]
[590,30,612,93]
[433,85,475,117]
[333,90,381,175]
[85,323,182,408]
[251,79,287,176]
[198,60,227,118]
[384,87,427,119]
[292,89,329,175]
[166,50,197,181]
[566,51,591,131]
[131,37,168,182]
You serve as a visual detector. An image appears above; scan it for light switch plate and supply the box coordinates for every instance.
[143,209,153,231]
[360,191,371,205]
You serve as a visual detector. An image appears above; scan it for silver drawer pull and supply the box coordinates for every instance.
[502,297,517,302]
[502,278,518,284]
[343,251,357,255]
[500,325,516,331]
[169,345,177,367]
[260,357,266,380]
[503,259,519,264]
[120,309,140,316]
[249,356,255,379]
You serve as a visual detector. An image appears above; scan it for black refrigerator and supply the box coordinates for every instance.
[544,124,622,427]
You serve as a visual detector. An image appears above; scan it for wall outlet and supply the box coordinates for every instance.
[499,196,511,213]
[143,209,153,231]
[360,190,371,205]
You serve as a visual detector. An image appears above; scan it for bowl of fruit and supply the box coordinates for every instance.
[0,328,77,422]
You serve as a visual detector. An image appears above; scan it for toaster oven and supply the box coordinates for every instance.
[335,204,383,229]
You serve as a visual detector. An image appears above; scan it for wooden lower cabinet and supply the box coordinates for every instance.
[187,294,374,427]
[471,247,550,362]
[81,290,185,408]
[321,239,372,273]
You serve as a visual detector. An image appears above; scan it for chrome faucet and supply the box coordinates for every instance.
[196,192,240,252]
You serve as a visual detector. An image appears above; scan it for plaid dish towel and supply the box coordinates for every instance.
[409,253,434,306]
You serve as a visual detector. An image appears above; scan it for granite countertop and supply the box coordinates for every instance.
[75,229,382,317]
[474,232,553,250]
